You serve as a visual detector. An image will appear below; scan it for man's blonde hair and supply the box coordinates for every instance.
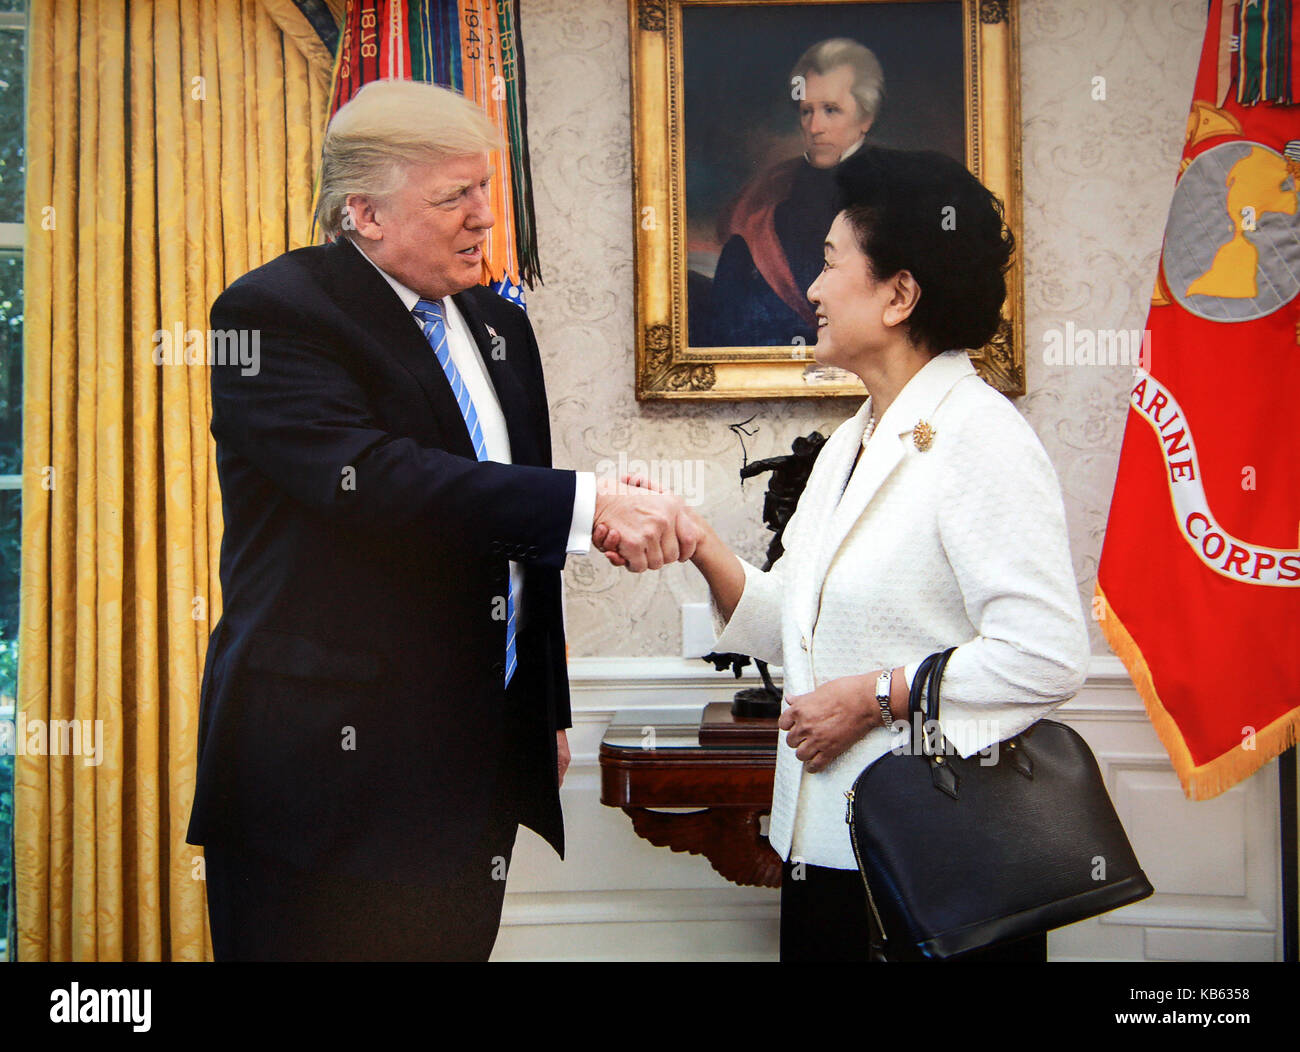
[314,79,503,238]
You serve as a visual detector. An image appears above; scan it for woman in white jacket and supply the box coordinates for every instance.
[603,148,1089,961]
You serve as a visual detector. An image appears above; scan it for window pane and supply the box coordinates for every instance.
[0,25,23,222]
[0,488,15,959]
[0,251,18,474]
[0,0,18,964]
[0,744,10,960]
[0,488,15,650]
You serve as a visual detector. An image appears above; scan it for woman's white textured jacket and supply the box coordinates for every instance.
[712,350,1091,869]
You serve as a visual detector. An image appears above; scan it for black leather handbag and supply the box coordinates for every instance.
[846,648,1153,960]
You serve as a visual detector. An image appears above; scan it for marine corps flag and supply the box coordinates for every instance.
[1097,0,1300,799]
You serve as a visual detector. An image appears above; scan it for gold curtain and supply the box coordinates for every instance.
[18,0,332,961]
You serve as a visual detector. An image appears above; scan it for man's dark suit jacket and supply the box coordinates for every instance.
[186,237,575,886]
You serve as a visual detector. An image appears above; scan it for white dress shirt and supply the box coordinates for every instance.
[350,240,595,616]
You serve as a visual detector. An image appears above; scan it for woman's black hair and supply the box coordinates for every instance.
[833,146,1014,353]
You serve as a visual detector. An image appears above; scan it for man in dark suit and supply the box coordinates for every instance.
[186,80,695,960]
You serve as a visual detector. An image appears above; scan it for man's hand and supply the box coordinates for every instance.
[556,730,571,788]
[778,674,883,773]
[593,475,699,572]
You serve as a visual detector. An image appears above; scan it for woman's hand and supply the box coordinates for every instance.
[595,473,681,566]
[595,473,746,619]
[779,673,891,772]
[592,474,698,571]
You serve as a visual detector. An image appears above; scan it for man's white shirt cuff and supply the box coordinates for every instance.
[567,471,596,552]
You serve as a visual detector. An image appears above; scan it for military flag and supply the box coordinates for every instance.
[1097,0,1300,798]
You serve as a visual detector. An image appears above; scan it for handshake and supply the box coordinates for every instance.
[592,474,703,573]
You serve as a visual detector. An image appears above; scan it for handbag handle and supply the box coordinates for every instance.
[906,651,940,734]
[916,646,1033,789]
[923,646,959,729]
[905,648,956,755]
[909,646,960,796]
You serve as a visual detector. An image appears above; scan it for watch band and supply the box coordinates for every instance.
[876,668,895,729]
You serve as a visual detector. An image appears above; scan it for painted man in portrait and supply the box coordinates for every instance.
[700,38,883,348]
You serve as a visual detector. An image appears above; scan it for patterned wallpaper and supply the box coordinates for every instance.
[518,0,1205,657]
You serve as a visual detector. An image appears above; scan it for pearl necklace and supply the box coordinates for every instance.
[861,411,877,447]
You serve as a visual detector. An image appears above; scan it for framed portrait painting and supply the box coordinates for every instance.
[629,0,1024,400]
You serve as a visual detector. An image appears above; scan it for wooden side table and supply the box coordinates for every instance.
[599,702,782,887]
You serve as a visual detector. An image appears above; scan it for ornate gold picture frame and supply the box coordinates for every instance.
[630,0,1024,400]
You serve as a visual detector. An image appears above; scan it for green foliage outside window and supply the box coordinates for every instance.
[0,5,24,959]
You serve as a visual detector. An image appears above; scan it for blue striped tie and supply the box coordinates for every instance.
[412,298,516,688]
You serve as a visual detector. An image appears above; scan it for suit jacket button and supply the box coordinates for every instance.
[490,540,502,554]
[800,636,809,651]
[526,546,538,558]
[491,660,505,677]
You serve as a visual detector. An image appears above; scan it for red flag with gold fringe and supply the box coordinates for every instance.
[1096,0,1300,799]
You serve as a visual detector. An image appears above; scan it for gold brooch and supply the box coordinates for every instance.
[912,421,936,451]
